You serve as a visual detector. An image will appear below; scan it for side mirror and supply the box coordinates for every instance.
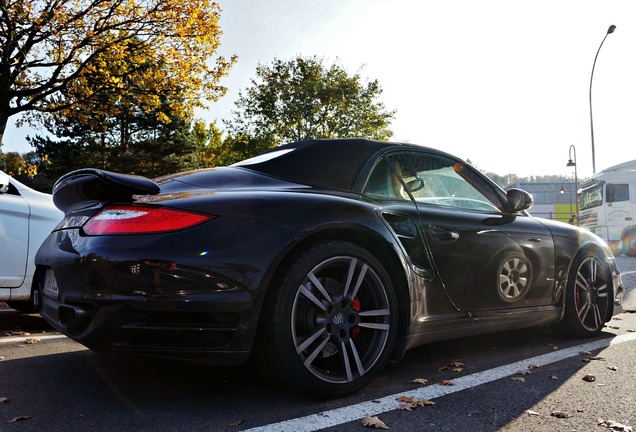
[0,172,9,194]
[507,188,533,213]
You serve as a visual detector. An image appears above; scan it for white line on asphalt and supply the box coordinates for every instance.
[243,332,636,432]
[0,334,67,344]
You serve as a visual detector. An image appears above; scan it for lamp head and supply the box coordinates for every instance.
[608,25,616,34]
[560,186,566,194]
[567,159,576,167]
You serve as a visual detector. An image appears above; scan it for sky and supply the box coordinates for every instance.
[3,0,636,179]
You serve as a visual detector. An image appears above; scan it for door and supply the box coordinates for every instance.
[380,151,556,311]
[0,180,30,288]
[605,183,634,243]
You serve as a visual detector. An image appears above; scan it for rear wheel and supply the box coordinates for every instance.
[261,241,397,397]
[561,251,611,338]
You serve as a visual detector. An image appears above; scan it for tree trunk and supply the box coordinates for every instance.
[0,106,10,148]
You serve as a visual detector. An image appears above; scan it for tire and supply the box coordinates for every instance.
[622,233,636,257]
[261,240,398,397]
[560,251,611,338]
[495,252,532,303]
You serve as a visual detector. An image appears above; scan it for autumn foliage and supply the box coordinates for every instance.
[0,0,236,146]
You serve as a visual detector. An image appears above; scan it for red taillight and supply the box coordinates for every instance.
[83,205,213,235]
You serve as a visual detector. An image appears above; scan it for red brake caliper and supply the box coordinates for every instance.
[351,297,361,339]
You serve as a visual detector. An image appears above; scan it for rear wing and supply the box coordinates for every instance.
[52,169,160,213]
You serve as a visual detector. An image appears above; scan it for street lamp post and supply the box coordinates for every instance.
[559,181,574,223]
[567,145,579,225]
[589,24,616,174]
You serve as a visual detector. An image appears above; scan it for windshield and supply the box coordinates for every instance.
[579,183,603,210]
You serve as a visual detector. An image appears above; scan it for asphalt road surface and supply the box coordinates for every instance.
[1,256,635,432]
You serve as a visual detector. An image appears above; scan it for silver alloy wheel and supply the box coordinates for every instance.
[291,255,391,384]
[573,257,610,331]
[497,255,531,302]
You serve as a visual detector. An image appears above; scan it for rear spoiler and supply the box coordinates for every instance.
[52,168,160,213]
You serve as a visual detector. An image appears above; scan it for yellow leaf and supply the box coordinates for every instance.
[361,416,389,429]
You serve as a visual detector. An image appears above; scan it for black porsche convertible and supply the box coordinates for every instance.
[35,138,624,397]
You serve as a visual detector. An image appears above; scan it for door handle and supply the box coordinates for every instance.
[430,225,459,243]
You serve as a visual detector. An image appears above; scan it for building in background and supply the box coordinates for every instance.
[508,182,578,224]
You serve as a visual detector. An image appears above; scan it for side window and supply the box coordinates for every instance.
[606,184,629,203]
[363,157,410,201]
[363,152,504,212]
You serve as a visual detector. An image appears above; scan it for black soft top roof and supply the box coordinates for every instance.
[237,139,412,191]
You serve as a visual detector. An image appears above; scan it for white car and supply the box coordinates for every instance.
[0,170,63,312]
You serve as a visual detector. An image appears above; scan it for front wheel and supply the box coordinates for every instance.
[261,241,398,397]
[622,233,636,257]
[560,251,611,338]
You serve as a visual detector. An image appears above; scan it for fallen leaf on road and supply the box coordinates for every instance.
[0,397,8,404]
[582,374,597,382]
[598,418,634,431]
[517,370,531,375]
[396,396,415,403]
[511,376,526,382]
[3,330,30,337]
[439,361,464,372]
[547,374,558,380]
[229,420,243,427]
[550,411,571,419]
[410,378,428,385]
[525,410,540,416]
[608,366,618,371]
[398,399,435,410]
[527,364,539,369]
[396,396,433,404]
[24,338,41,344]
[437,380,455,386]
[361,416,389,429]
[8,416,31,423]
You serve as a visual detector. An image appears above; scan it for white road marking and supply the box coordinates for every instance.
[0,334,67,344]
[244,332,636,432]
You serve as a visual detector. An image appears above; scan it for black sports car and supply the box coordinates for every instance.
[36,138,624,397]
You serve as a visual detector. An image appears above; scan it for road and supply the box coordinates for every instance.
[1,257,635,432]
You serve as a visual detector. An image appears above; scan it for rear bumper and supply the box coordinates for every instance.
[34,220,293,365]
[40,288,254,365]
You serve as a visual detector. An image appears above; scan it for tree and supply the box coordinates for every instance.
[211,134,276,166]
[225,56,395,147]
[0,0,236,147]
[30,89,200,179]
